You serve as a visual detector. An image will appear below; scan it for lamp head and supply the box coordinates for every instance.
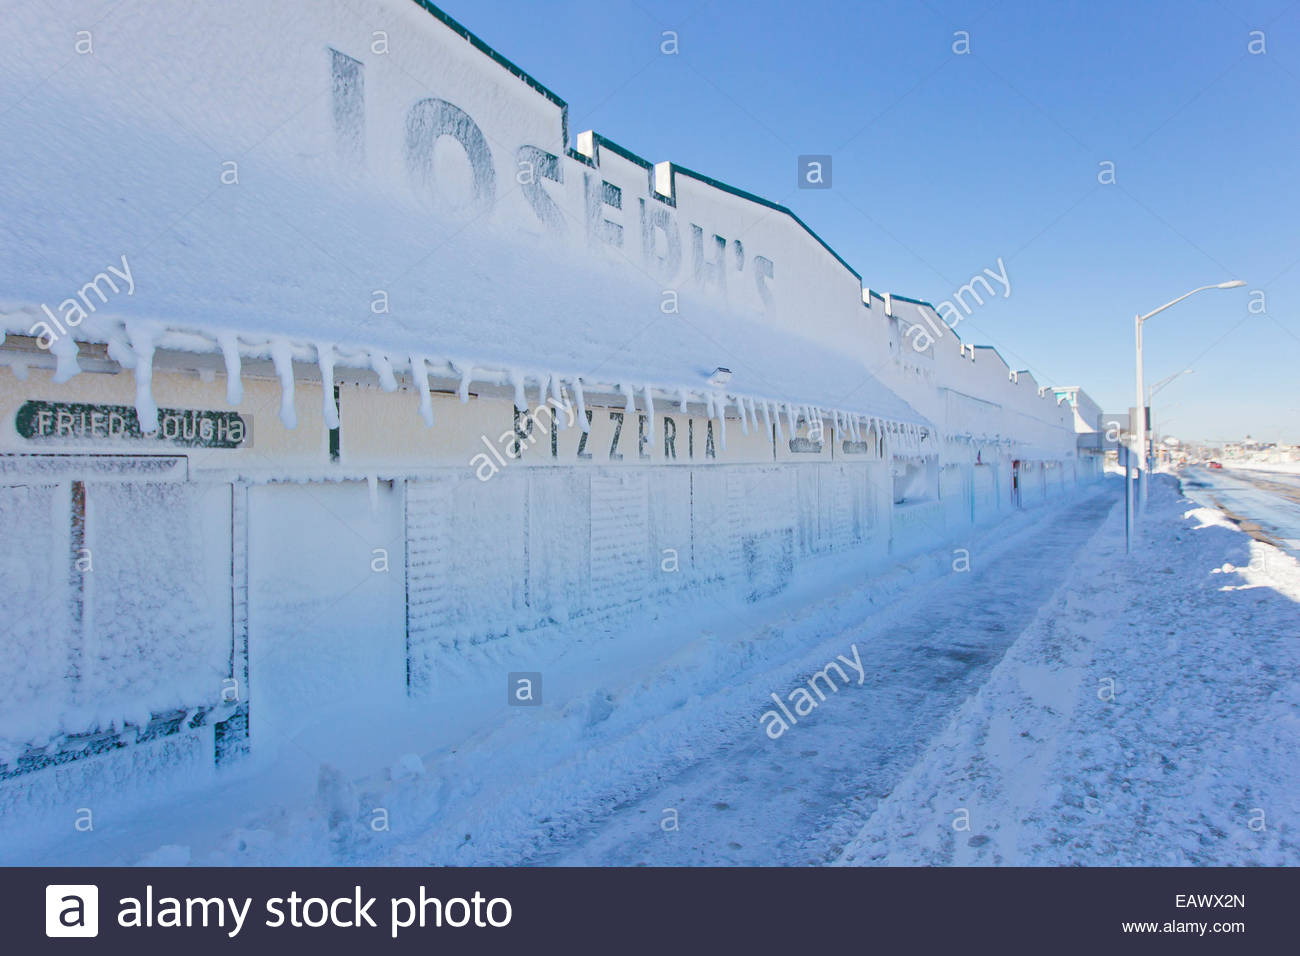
[1217,280,1246,289]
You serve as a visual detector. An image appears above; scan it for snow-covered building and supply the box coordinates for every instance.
[1052,386,1105,480]
[0,0,1090,815]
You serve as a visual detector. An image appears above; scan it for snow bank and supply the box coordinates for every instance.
[837,475,1300,866]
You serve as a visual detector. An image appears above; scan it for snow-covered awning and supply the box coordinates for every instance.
[0,85,928,438]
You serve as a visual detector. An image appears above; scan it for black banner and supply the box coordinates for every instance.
[5,866,1293,952]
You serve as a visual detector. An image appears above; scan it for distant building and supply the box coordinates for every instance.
[1051,386,1105,478]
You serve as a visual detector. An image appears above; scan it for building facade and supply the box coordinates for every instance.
[0,0,1093,822]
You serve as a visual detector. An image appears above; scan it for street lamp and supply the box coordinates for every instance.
[1134,280,1244,524]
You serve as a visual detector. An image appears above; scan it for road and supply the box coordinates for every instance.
[1181,465,1300,559]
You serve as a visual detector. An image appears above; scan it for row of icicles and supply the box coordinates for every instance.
[61,325,938,456]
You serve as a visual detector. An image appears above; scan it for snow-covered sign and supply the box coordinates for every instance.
[15,401,250,449]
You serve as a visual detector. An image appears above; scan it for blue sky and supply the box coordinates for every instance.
[442,0,1299,443]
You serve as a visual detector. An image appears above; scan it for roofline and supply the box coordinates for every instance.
[888,293,936,309]
[402,2,1059,395]
[668,164,861,279]
[405,1,861,282]
[408,1,570,146]
[972,344,1012,368]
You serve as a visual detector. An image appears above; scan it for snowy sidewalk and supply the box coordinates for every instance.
[529,492,1115,865]
[838,475,1300,866]
[14,484,1129,866]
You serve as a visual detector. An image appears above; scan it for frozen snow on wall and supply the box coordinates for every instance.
[80,482,231,730]
[0,0,1075,457]
[0,480,229,762]
[0,483,70,757]
[0,0,932,440]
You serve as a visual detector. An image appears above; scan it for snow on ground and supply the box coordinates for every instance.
[10,475,1294,867]
[837,474,1300,866]
[1223,461,1300,476]
[7,485,1110,866]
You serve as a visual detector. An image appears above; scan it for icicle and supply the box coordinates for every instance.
[456,363,473,403]
[704,391,716,421]
[621,383,636,417]
[509,370,527,411]
[760,399,772,436]
[411,354,434,427]
[574,378,589,433]
[317,342,339,430]
[269,339,297,429]
[367,474,379,513]
[785,402,796,437]
[370,350,398,392]
[717,399,727,450]
[736,395,749,436]
[106,335,136,370]
[218,333,243,405]
[49,332,80,384]
[126,322,158,432]
[551,375,567,430]
[678,387,689,414]
[643,385,655,443]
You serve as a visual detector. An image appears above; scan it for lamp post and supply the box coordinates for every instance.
[1134,281,1244,520]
